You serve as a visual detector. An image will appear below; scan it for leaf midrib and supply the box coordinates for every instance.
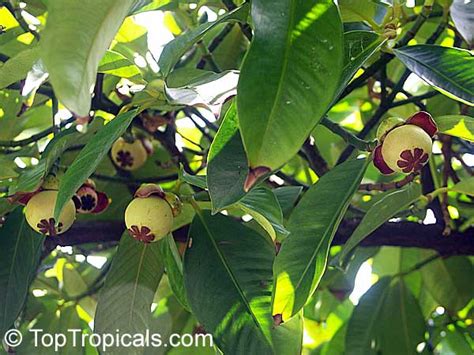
[75,1,132,103]
[2,220,24,329]
[196,212,271,344]
[128,244,147,327]
[397,47,474,97]
[284,161,366,305]
[254,0,297,162]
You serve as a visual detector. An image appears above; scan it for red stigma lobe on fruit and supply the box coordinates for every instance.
[128,225,155,243]
[397,148,429,173]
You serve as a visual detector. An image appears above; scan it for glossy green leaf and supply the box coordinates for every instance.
[0,47,39,89]
[420,253,474,312]
[273,186,303,217]
[450,176,474,196]
[10,119,103,194]
[273,158,368,320]
[237,0,344,170]
[94,233,164,354]
[237,187,288,240]
[184,212,275,353]
[339,183,421,265]
[98,50,143,81]
[166,69,238,107]
[345,277,391,355]
[54,110,137,220]
[338,0,380,26]
[450,0,474,46]
[338,31,385,99]
[434,114,474,142]
[40,0,135,116]
[372,247,422,296]
[437,327,473,355]
[159,234,189,310]
[394,45,474,106]
[273,311,304,355]
[377,279,426,355]
[0,208,44,339]
[207,103,247,212]
[158,4,249,77]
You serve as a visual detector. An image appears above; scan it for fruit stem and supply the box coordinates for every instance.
[320,117,377,152]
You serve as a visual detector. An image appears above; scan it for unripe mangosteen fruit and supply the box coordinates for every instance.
[24,190,76,236]
[373,111,437,175]
[125,184,180,243]
[111,137,152,171]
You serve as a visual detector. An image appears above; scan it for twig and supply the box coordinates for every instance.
[359,173,418,192]
[196,40,221,72]
[2,1,40,41]
[341,3,432,100]
[337,69,412,164]
[197,23,234,69]
[221,0,252,41]
[390,91,439,108]
[299,139,329,176]
[0,117,75,147]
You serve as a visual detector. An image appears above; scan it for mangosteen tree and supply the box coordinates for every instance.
[1,0,474,354]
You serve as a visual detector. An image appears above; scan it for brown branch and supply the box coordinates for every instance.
[44,219,474,256]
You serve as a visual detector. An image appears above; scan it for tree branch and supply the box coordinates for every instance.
[44,219,474,256]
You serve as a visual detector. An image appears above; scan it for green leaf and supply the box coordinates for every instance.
[98,50,144,81]
[272,311,304,355]
[237,187,288,240]
[10,119,103,194]
[94,233,164,354]
[394,45,474,106]
[0,47,39,89]
[166,69,238,107]
[273,186,303,217]
[339,183,421,266]
[338,0,381,27]
[451,176,474,196]
[184,212,275,353]
[159,234,189,310]
[158,3,250,77]
[54,110,137,220]
[420,253,474,312]
[345,277,391,355]
[0,208,44,339]
[434,114,474,142]
[207,102,247,212]
[237,0,344,170]
[377,279,426,355]
[40,0,135,116]
[273,158,368,320]
[338,31,385,99]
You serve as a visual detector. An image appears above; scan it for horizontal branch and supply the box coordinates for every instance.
[45,219,474,256]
